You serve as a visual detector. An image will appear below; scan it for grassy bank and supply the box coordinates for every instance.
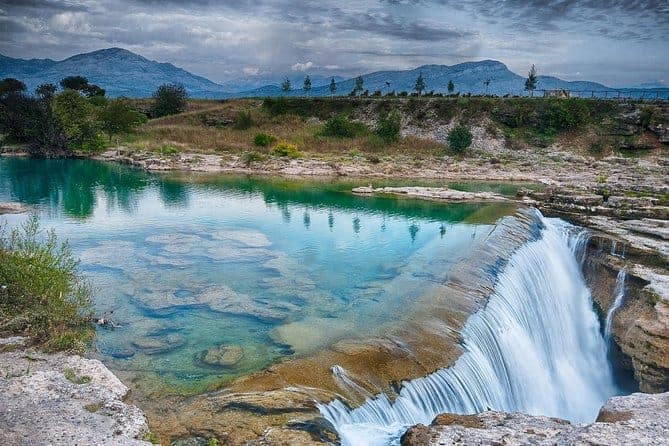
[0,216,94,352]
[120,97,664,162]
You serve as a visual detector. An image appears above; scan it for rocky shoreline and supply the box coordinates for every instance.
[401,391,669,446]
[0,337,151,446]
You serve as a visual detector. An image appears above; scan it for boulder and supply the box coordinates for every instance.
[201,344,244,367]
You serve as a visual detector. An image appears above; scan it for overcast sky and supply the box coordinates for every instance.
[1,0,667,86]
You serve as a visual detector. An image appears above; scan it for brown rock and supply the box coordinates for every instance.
[432,413,485,428]
[202,344,244,367]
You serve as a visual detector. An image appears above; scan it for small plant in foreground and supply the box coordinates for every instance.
[448,125,473,153]
[375,110,401,143]
[234,110,254,130]
[242,151,266,166]
[64,367,92,384]
[271,141,303,158]
[0,216,94,353]
[253,133,276,147]
[322,115,367,138]
[157,145,179,156]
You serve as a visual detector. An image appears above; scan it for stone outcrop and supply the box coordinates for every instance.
[0,337,150,446]
[0,202,29,214]
[401,392,669,446]
[352,186,509,202]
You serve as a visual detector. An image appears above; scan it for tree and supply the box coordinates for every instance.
[281,77,291,95]
[375,110,401,143]
[0,78,26,97]
[448,125,473,153]
[35,83,57,101]
[152,83,188,118]
[303,75,312,96]
[83,84,106,98]
[484,78,491,96]
[99,98,146,141]
[414,73,426,96]
[447,80,455,94]
[52,90,99,150]
[353,75,364,96]
[329,78,337,98]
[60,76,89,91]
[525,64,538,97]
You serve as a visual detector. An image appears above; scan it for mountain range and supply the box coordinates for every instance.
[0,47,660,99]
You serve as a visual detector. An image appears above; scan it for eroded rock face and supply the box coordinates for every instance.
[0,337,150,446]
[401,392,669,446]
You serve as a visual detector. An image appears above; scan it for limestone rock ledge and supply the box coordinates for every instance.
[0,337,150,446]
[401,392,669,446]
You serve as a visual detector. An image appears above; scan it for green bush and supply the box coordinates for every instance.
[253,133,276,146]
[271,141,303,158]
[234,110,254,130]
[640,106,656,128]
[157,145,179,155]
[242,151,266,166]
[79,134,107,152]
[0,216,94,352]
[375,110,401,143]
[322,115,367,138]
[543,99,590,132]
[448,125,473,152]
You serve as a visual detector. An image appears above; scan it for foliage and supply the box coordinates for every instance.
[0,216,94,352]
[543,99,590,131]
[414,73,426,95]
[321,114,367,138]
[242,150,266,166]
[60,76,89,91]
[447,125,473,152]
[375,110,401,143]
[83,84,105,98]
[233,110,254,129]
[253,132,276,146]
[303,75,312,95]
[639,106,657,128]
[271,141,303,158]
[447,80,455,94]
[99,98,146,140]
[52,90,100,150]
[353,75,364,96]
[329,78,337,96]
[35,83,57,101]
[152,83,188,118]
[525,64,538,94]
[281,77,291,93]
[157,145,179,155]
[0,78,27,97]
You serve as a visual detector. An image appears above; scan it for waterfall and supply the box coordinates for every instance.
[604,269,627,343]
[319,214,619,446]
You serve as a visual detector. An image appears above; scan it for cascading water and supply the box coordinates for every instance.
[319,213,619,446]
[604,269,627,343]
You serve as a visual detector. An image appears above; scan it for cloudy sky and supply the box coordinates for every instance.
[1,0,667,86]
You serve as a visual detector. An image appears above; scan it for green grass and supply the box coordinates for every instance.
[64,367,92,384]
[0,216,94,353]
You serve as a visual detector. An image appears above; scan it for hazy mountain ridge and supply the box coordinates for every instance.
[1,47,656,99]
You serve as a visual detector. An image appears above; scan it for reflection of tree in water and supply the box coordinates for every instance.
[352,216,361,234]
[303,211,311,229]
[409,223,419,242]
[439,223,446,238]
[328,211,334,230]
[158,179,189,208]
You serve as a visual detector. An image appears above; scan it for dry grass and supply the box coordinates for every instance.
[127,99,446,157]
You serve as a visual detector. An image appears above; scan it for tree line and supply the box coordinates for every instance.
[0,77,189,157]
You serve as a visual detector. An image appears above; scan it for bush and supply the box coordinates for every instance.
[234,110,254,130]
[152,83,188,118]
[157,145,179,155]
[253,133,276,146]
[448,125,473,152]
[543,99,590,132]
[271,141,303,158]
[322,114,367,138]
[242,151,266,166]
[640,106,656,128]
[375,110,401,143]
[0,216,94,352]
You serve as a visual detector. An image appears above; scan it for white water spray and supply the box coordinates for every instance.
[319,215,619,446]
[604,269,627,343]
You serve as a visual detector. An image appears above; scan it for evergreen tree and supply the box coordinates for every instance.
[329,78,337,98]
[414,73,426,95]
[353,75,364,96]
[447,80,455,94]
[525,64,538,97]
[281,77,291,95]
[303,75,312,96]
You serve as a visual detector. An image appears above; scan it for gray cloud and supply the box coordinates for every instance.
[0,0,666,86]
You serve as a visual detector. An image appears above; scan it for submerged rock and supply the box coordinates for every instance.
[401,392,669,446]
[131,333,186,355]
[200,344,244,367]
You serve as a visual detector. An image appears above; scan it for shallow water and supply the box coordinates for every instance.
[0,158,521,393]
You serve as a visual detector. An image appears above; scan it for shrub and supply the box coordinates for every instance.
[640,106,656,128]
[253,133,276,146]
[375,110,401,143]
[152,83,188,118]
[448,125,473,152]
[0,216,94,352]
[242,151,266,166]
[271,141,303,158]
[542,99,590,132]
[52,90,100,150]
[234,110,254,130]
[322,114,367,138]
[157,145,179,155]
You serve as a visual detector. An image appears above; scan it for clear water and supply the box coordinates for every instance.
[0,158,520,393]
